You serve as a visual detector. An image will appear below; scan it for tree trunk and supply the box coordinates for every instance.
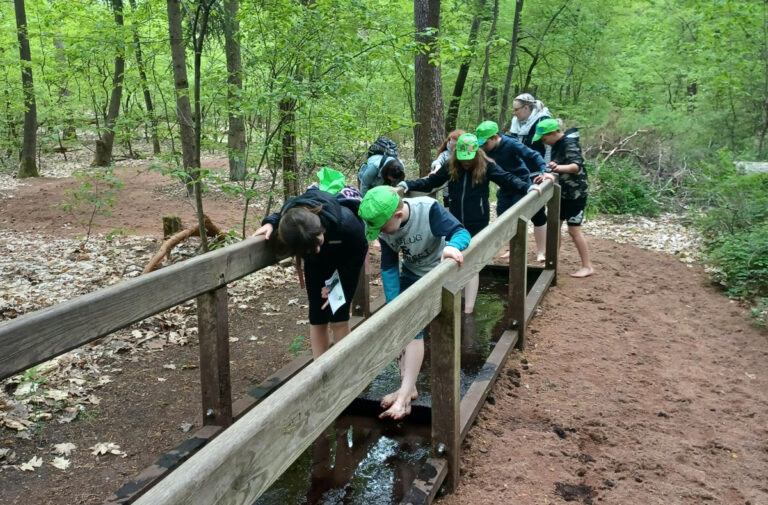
[498,0,524,130]
[53,38,77,139]
[93,0,125,167]
[14,0,39,178]
[128,0,160,154]
[477,0,499,124]
[445,0,486,133]
[279,98,299,200]
[193,2,211,167]
[414,0,444,177]
[223,0,247,181]
[166,0,208,252]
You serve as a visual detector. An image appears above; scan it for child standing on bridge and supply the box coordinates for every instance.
[253,169,369,358]
[358,186,470,420]
[533,119,594,278]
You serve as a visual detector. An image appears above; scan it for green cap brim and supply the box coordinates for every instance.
[532,132,543,142]
[365,225,382,241]
[456,150,476,161]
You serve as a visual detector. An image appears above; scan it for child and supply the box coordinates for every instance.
[429,129,465,207]
[358,186,470,420]
[253,170,369,358]
[532,118,594,278]
[358,136,406,195]
[399,133,541,313]
[476,120,549,261]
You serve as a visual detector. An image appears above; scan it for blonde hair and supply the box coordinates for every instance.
[514,93,544,113]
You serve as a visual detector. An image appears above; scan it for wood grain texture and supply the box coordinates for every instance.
[525,269,555,327]
[430,288,461,491]
[132,260,453,505]
[459,330,518,440]
[545,183,561,285]
[197,287,232,427]
[508,218,528,349]
[0,237,276,379]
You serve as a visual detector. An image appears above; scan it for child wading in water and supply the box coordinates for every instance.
[253,169,368,358]
[533,119,595,278]
[399,133,541,313]
[358,186,470,420]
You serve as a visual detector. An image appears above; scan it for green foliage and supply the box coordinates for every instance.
[589,161,660,217]
[704,221,768,300]
[288,334,306,357]
[61,166,124,244]
[751,298,768,328]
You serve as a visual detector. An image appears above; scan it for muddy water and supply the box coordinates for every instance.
[254,281,509,505]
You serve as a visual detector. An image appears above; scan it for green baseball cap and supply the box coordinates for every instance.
[456,133,480,161]
[532,118,560,142]
[316,167,345,194]
[358,186,400,241]
[475,120,499,146]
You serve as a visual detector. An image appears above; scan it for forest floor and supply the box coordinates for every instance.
[0,152,766,505]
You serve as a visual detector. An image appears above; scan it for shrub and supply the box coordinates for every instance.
[704,221,768,299]
[589,160,660,216]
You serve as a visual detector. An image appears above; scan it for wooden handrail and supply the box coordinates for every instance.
[0,236,276,379]
[132,180,555,505]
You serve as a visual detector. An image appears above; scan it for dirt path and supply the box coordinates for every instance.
[438,239,768,505]
[1,166,766,505]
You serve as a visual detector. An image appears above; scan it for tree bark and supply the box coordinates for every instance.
[128,0,160,154]
[498,0,524,130]
[14,0,39,178]
[167,0,208,252]
[445,0,486,133]
[93,0,125,166]
[477,0,499,124]
[279,98,299,200]
[223,0,247,181]
[414,0,444,177]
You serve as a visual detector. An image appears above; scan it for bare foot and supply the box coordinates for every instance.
[536,253,546,262]
[380,389,418,409]
[379,397,412,420]
[570,266,595,278]
[500,251,510,259]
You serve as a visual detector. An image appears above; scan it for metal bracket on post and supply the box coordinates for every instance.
[430,287,461,492]
[509,217,528,349]
[197,286,233,427]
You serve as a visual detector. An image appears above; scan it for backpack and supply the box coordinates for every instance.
[367,136,399,158]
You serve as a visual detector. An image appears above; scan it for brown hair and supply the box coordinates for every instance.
[277,206,325,256]
[436,129,465,155]
[448,148,492,185]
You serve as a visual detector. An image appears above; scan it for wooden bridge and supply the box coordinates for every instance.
[0,180,561,505]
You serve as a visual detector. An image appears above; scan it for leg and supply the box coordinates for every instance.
[533,224,547,261]
[380,339,424,420]
[463,273,480,314]
[309,324,330,359]
[567,225,594,277]
[329,320,351,345]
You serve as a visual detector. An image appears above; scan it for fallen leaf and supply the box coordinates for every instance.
[163,364,177,370]
[88,394,101,405]
[90,442,126,457]
[157,377,167,382]
[229,337,239,343]
[53,443,77,456]
[19,456,43,471]
[51,457,70,470]
[180,422,194,433]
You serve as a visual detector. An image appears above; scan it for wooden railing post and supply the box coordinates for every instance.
[430,287,461,491]
[545,183,561,286]
[509,217,528,349]
[197,286,233,427]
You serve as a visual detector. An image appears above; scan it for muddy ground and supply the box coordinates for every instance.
[0,161,766,505]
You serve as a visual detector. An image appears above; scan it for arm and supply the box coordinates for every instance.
[513,139,547,173]
[380,239,401,302]
[402,164,450,193]
[486,162,531,194]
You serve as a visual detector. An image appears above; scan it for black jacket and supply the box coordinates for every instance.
[404,161,524,232]
[262,189,368,268]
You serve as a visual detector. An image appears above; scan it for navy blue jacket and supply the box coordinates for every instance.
[403,161,527,233]
[262,189,368,269]
[485,135,546,198]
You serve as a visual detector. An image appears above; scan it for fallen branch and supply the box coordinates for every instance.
[143,215,223,274]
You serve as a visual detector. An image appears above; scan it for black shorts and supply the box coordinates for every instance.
[305,263,362,325]
[561,197,587,226]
